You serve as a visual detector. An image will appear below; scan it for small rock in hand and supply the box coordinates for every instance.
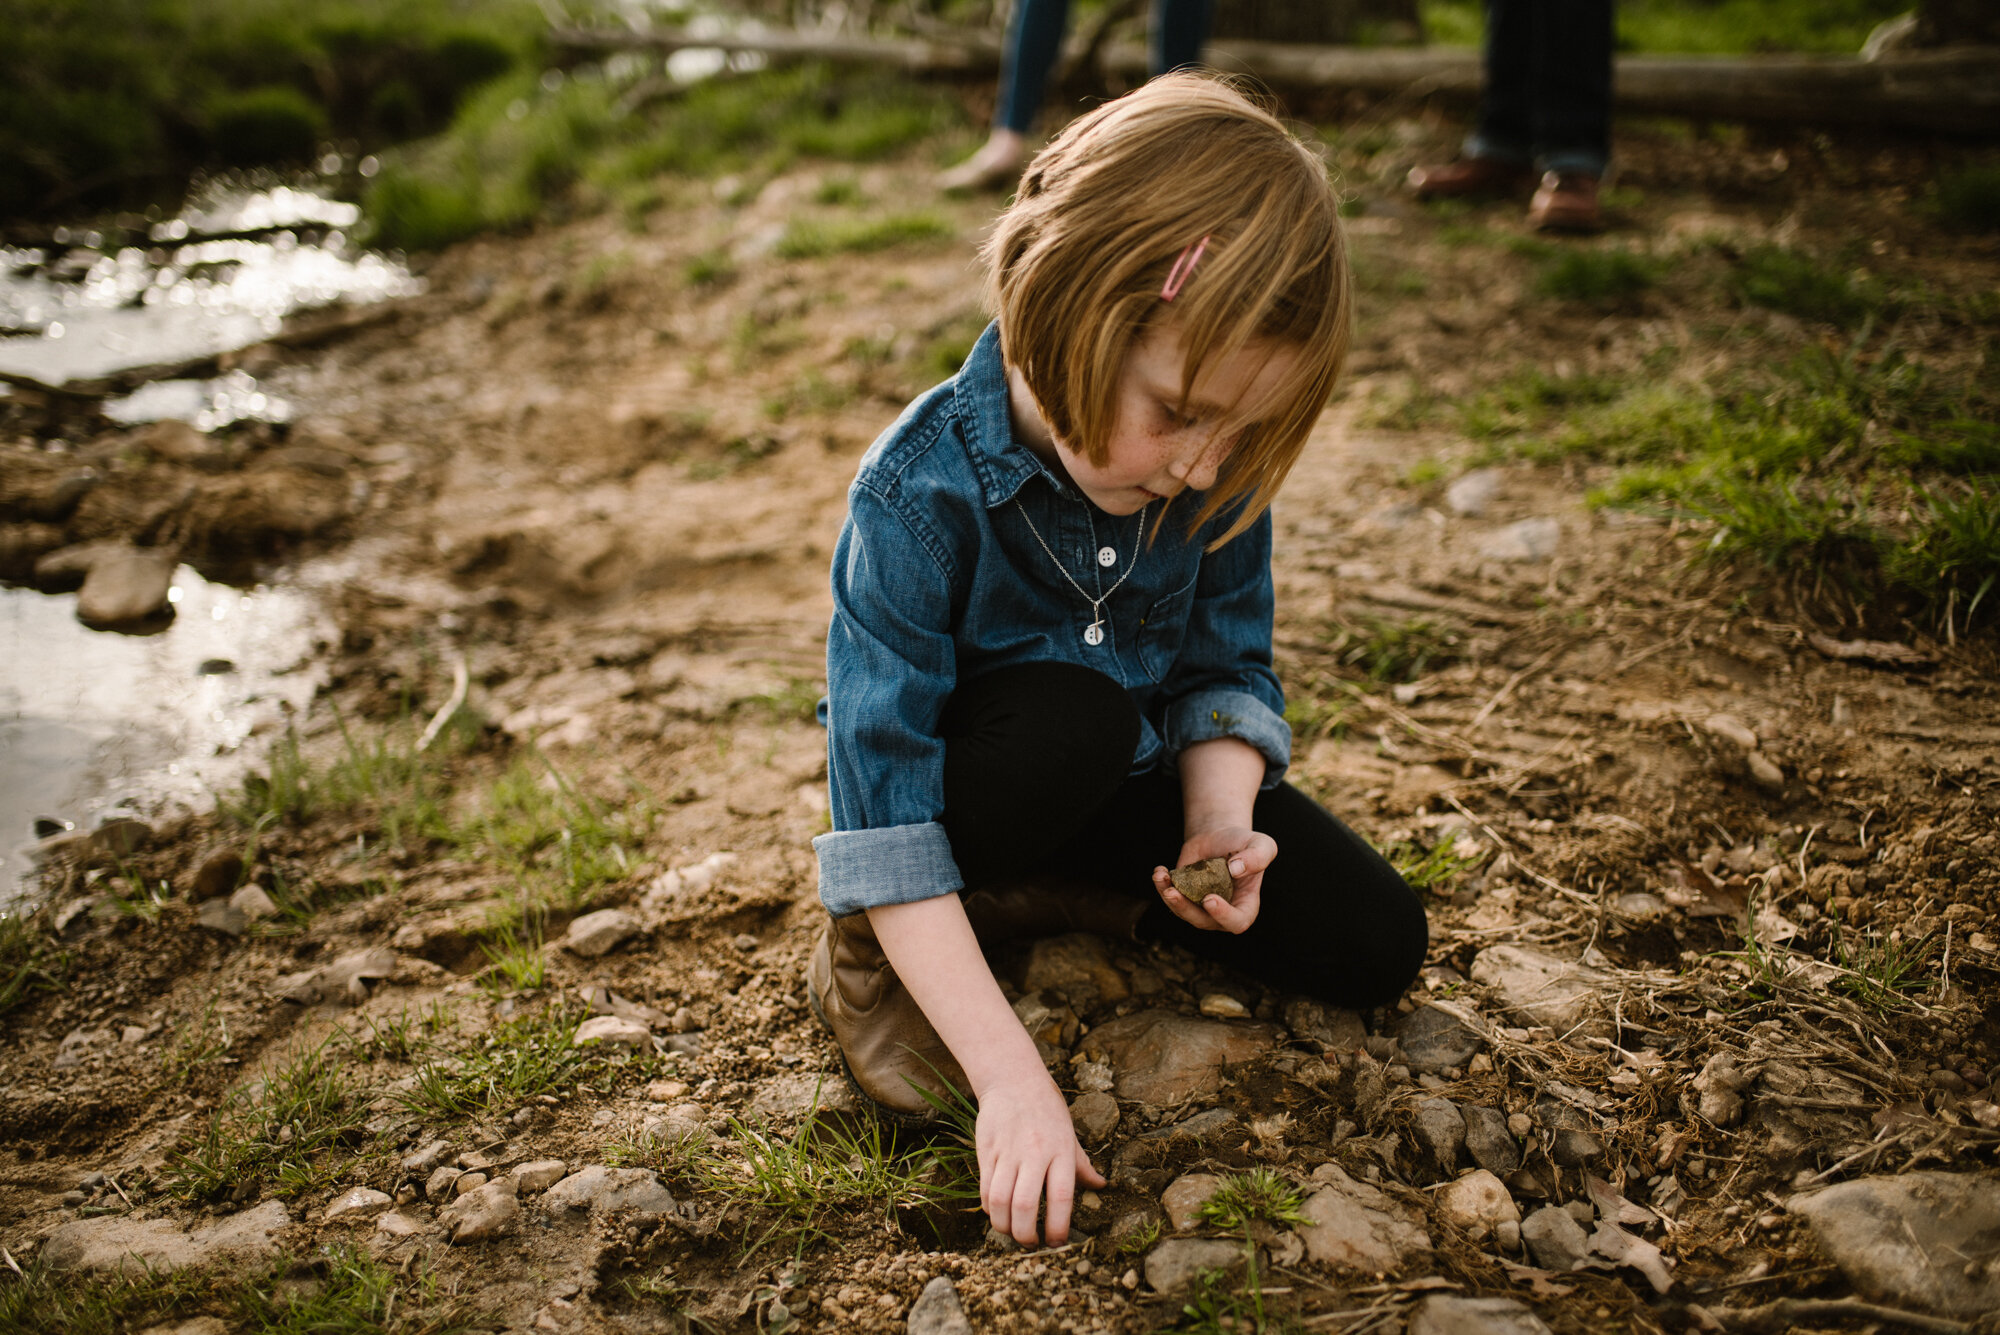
[1170,856,1234,906]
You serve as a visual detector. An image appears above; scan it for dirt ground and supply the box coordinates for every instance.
[3,96,2000,1334]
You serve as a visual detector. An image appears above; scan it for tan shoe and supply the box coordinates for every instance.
[806,910,971,1125]
[1527,170,1604,233]
[1407,155,1534,201]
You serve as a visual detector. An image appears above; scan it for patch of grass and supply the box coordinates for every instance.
[1326,616,1462,682]
[1682,475,1877,573]
[1169,1266,1301,1335]
[165,1035,372,1202]
[684,248,736,287]
[1388,832,1483,893]
[1536,246,1658,306]
[813,175,865,206]
[1931,164,2000,232]
[225,709,459,850]
[1832,927,1934,1011]
[1419,0,1908,54]
[1458,365,1628,445]
[763,370,853,421]
[774,212,954,260]
[1118,1217,1164,1254]
[1884,479,2000,639]
[0,910,65,1015]
[1733,244,1887,326]
[454,755,648,907]
[0,1259,217,1335]
[396,1002,657,1122]
[161,994,236,1083]
[1196,1168,1307,1232]
[477,913,548,994]
[345,1002,452,1064]
[1284,692,1352,743]
[237,1246,472,1335]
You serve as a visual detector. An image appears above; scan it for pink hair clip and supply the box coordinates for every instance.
[1160,235,1210,302]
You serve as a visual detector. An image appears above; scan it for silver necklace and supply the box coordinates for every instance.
[1013,499,1148,647]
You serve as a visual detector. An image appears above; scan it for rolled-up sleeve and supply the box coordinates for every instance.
[813,482,967,916]
[1158,511,1290,788]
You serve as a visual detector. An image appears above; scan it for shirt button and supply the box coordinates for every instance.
[1097,546,1117,567]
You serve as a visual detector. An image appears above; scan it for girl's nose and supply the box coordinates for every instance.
[1170,441,1226,491]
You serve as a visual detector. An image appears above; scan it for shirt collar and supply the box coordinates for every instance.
[954,320,1071,509]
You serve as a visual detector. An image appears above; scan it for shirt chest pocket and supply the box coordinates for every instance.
[1136,572,1199,682]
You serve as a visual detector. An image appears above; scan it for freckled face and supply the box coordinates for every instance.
[1027,323,1303,516]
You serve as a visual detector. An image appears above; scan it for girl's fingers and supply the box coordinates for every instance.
[985,1161,1018,1240]
[1042,1160,1074,1246]
[1011,1165,1047,1247]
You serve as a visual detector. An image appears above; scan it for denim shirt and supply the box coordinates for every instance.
[812,321,1290,917]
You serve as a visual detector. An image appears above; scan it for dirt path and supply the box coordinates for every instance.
[3,111,1999,1334]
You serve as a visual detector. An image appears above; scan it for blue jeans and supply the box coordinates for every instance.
[995,0,1215,134]
[1464,0,1614,177]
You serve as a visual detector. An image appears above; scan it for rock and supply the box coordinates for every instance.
[323,1188,394,1224]
[375,1211,424,1238]
[195,898,248,937]
[1444,468,1503,517]
[33,540,124,590]
[90,817,153,858]
[402,1140,453,1176]
[1496,1218,1521,1252]
[425,1166,464,1201]
[1169,857,1234,906]
[453,1172,489,1196]
[1520,1205,1589,1272]
[1021,933,1130,1010]
[1612,891,1668,921]
[1461,1105,1521,1176]
[1070,1091,1120,1143]
[76,547,178,627]
[1392,1006,1482,1074]
[1703,713,1758,751]
[1477,517,1561,563]
[134,420,234,470]
[1113,1108,1241,1177]
[135,1319,229,1335]
[273,947,397,1006]
[1409,1295,1553,1335]
[1283,997,1366,1051]
[645,1080,691,1102]
[1412,1099,1467,1174]
[541,1165,676,1216]
[1745,750,1786,792]
[573,1014,653,1049]
[1435,1170,1521,1235]
[228,884,279,921]
[906,1275,974,1335]
[1199,991,1250,1018]
[1084,1009,1284,1106]
[1694,1053,1753,1127]
[748,1072,857,1121]
[641,852,737,912]
[1297,1163,1433,1273]
[1550,1129,1603,1167]
[441,1178,519,1243]
[1013,990,1081,1050]
[1162,1173,1224,1231]
[578,983,670,1028]
[564,908,640,957]
[190,849,244,900]
[1145,1239,1248,1294]
[1469,945,1610,1036]
[1790,1172,2000,1317]
[43,1200,288,1275]
[510,1160,568,1193]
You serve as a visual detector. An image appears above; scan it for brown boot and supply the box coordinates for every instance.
[1407,155,1534,201]
[1527,170,1604,233]
[806,910,971,1126]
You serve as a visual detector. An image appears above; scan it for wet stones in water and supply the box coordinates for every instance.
[1392,1004,1482,1074]
[1409,1295,1553,1335]
[1461,1104,1521,1176]
[1411,1098,1467,1175]
[907,1276,974,1335]
[1169,856,1234,905]
[1145,1238,1248,1295]
[76,547,178,629]
[1790,1171,2000,1317]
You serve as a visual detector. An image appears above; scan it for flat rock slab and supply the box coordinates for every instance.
[76,547,177,626]
[1791,1171,2000,1317]
[1392,1005,1482,1074]
[442,1178,519,1243]
[748,1072,858,1122]
[1021,933,1130,1010]
[1469,945,1610,1036]
[1145,1238,1248,1294]
[564,908,640,957]
[1409,1295,1553,1335]
[541,1164,676,1216]
[906,1275,974,1335]
[1084,1009,1284,1106]
[43,1200,288,1275]
[1297,1163,1432,1273]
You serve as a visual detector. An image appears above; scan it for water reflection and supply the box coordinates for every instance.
[0,567,329,899]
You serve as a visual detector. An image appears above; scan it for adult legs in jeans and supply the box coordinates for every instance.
[942,0,1215,190]
[940,663,1427,1009]
[1468,0,1613,176]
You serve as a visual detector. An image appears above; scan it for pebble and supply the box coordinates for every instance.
[1144,1238,1247,1294]
[195,898,248,937]
[906,1275,973,1335]
[573,1015,651,1048]
[1550,1128,1604,1167]
[1412,1098,1468,1174]
[1161,1173,1223,1231]
[322,1188,394,1224]
[1392,1005,1483,1074]
[76,547,177,627]
[1506,1112,1533,1138]
[563,908,640,957]
[1409,1295,1553,1335]
[1282,996,1366,1051]
[1198,991,1250,1019]
[1477,516,1561,563]
[1520,1204,1589,1272]
[1435,1169,1520,1235]
[1703,713,1759,751]
[374,1210,423,1238]
[1746,751,1786,792]
[1444,468,1503,517]
[228,884,279,921]
[453,1172,489,1196]
[402,1140,453,1175]
[425,1166,464,1202]
[1461,1105,1521,1176]
[511,1160,568,1193]
[1069,1090,1120,1143]
[441,1178,519,1244]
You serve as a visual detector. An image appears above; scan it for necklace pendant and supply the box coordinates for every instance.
[1082,622,1104,647]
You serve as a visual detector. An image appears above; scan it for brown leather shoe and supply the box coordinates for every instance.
[1407,155,1534,201]
[806,910,971,1126]
[1527,170,1604,233]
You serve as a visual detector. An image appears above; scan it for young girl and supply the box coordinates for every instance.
[809,73,1428,1249]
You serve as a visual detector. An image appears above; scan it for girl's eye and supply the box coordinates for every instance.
[1161,403,1200,429]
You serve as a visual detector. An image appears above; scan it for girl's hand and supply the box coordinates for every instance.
[975,1073,1106,1247]
[1150,826,1275,934]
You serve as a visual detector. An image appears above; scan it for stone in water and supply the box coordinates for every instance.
[1170,857,1234,905]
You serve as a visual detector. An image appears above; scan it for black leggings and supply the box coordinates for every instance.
[938,662,1428,1008]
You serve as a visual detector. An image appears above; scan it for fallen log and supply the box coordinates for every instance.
[551,25,2000,134]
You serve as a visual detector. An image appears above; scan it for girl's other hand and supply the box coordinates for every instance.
[1150,826,1274,933]
[975,1075,1106,1247]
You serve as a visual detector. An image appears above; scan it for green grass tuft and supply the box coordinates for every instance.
[1885,479,2000,639]
[0,910,65,1016]
[1931,164,2000,232]
[1388,832,1483,893]
[774,212,954,260]
[1733,244,1886,326]
[164,1036,372,1202]
[1536,246,1658,306]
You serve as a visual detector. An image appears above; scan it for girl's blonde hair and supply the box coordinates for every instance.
[982,71,1350,548]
